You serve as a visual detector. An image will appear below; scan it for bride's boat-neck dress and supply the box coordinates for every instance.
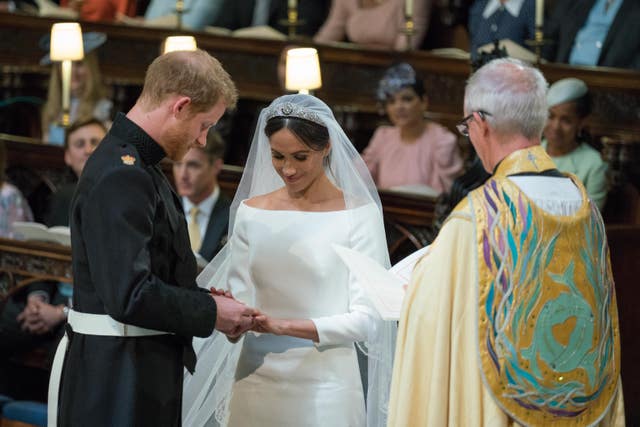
[226,201,387,427]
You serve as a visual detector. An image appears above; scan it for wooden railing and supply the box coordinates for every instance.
[0,237,71,305]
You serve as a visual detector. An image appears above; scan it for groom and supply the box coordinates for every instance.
[50,49,257,427]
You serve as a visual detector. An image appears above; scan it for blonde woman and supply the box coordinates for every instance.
[40,32,112,145]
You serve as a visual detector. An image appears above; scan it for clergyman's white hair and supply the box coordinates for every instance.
[464,58,548,139]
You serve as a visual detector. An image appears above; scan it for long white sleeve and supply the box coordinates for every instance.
[312,204,388,347]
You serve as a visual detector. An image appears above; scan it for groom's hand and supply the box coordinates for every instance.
[210,287,234,299]
[212,294,257,337]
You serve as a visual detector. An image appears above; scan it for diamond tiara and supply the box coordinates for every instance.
[264,102,324,126]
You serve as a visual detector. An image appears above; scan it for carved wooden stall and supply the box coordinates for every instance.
[0,237,71,381]
[0,237,71,306]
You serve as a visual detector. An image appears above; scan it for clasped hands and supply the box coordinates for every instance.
[16,294,66,335]
[210,288,283,340]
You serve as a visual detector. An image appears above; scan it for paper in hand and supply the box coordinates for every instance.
[332,244,430,321]
[389,245,430,283]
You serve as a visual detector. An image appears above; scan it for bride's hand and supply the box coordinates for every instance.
[252,314,286,336]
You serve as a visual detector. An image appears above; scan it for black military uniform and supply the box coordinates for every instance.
[57,113,217,427]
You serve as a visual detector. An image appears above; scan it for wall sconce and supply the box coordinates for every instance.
[285,47,322,95]
[50,22,84,127]
[163,36,197,54]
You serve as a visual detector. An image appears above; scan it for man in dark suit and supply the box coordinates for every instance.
[173,129,230,263]
[543,0,640,69]
[45,118,106,227]
[52,49,257,427]
[212,0,330,36]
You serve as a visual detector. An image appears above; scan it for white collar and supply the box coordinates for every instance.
[483,0,525,19]
[182,186,220,218]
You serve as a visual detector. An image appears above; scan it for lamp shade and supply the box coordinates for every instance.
[50,23,84,61]
[285,48,322,93]
[163,36,198,54]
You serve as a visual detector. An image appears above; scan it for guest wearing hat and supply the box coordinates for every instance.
[542,77,608,209]
[40,32,112,145]
[362,63,463,194]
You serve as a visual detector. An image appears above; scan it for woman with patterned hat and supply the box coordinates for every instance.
[363,62,464,195]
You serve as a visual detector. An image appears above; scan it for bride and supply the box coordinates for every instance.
[183,94,395,427]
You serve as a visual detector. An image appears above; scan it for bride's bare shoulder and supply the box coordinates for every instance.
[244,189,284,209]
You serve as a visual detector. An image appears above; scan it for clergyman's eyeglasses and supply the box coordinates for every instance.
[456,110,492,137]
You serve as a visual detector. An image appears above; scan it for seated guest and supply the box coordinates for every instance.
[543,0,640,69]
[0,0,37,13]
[542,78,608,209]
[0,119,105,395]
[468,0,536,59]
[172,129,230,262]
[40,32,112,145]
[211,0,329,36]
[45,118,107,226]
[144,0,224,30]
[0,280,68,396]
[0,140,33,238]
[0,162,60,394]
[58,0,137,22]
[314,0,430,51]
[362,63,463,193]
[388,57,624,426]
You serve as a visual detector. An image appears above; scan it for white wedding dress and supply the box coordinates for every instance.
[224,201,387,427]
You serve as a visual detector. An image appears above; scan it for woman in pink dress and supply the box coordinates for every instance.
[363,63,464,194]
[314,0,430,51]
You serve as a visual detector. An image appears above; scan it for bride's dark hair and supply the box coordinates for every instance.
[264,116,329,152]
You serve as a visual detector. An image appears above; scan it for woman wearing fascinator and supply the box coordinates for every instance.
[182,94,395,427]
[363,63,463,195]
